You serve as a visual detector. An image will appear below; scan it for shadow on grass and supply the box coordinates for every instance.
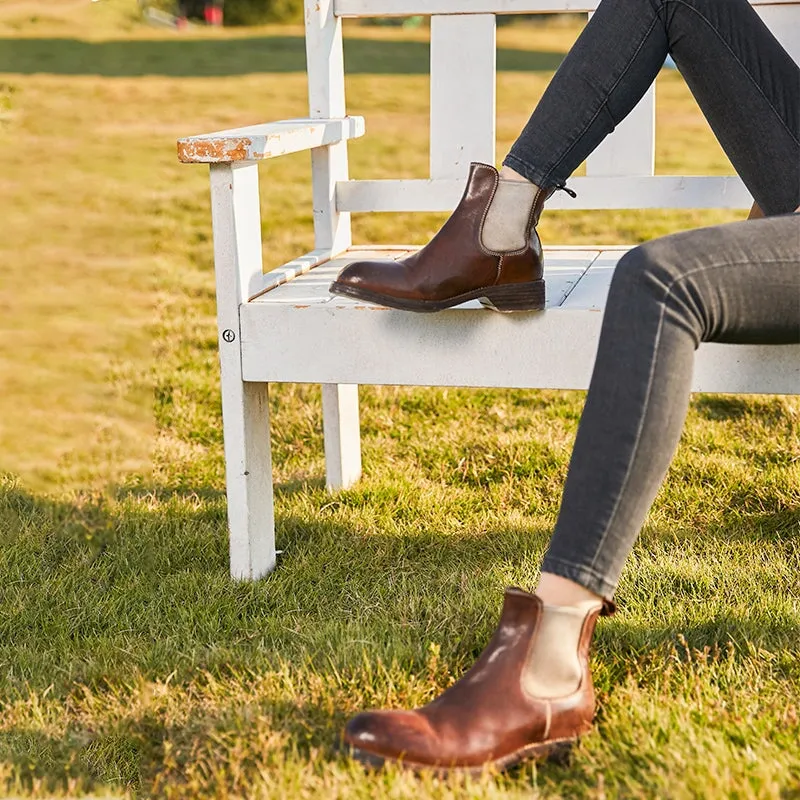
[693,393,795,423]
[3,476,798,685]
[0,36,566,77]
[2,477,798,794]
[0,696,343,795]
[114,484,227,502]
[112,475,325,502]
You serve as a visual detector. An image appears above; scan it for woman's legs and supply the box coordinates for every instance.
[506,0,800,216]
[542,214,800,598]
[344,213,800,773]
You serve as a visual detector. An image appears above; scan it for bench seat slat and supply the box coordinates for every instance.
[560,252,620,310]
[252,247,601,308]
[240,298,800,393]
[239,246,800,393]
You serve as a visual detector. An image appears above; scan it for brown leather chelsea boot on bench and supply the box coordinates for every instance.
[344,587,614,775]
[329,163,552,313]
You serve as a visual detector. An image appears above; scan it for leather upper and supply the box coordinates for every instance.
[332,163,546,303]
[345,588,610,768]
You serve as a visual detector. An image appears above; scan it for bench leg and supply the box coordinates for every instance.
[222,379,276,580]
[208,162,275,580]
[322,383,362,490]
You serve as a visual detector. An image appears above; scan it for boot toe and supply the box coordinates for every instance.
[330,260,419,302]
[331,259,388,291]
[344,710,436,762]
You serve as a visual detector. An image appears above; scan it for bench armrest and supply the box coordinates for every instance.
[177,116,365,164]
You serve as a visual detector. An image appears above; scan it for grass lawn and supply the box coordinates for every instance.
[0,1,798,797]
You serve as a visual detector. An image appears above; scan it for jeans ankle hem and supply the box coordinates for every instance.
[540,555,618,600]
[501,154,554,189]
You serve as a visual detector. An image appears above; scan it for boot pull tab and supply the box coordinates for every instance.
[554,183,578,199]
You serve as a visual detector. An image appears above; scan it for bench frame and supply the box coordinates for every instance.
[179,0,800,580]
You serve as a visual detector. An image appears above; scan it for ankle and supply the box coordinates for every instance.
[520,577,606,699]
[535,572,604,610]
[499,164,536,184]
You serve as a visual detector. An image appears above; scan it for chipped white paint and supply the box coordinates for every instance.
[178,117,365,163]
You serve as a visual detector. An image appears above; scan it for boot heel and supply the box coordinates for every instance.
[545,739,574,765]
[479,280,546,312]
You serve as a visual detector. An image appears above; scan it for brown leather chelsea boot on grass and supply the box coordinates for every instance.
[329,163,551,313]
[344,587,614,775]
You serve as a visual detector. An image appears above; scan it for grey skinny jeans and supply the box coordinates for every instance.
[502,0,800,597]
[542,216,800,599]
[504,0,800,216]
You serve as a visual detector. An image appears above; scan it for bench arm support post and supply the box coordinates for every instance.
[210,162,276,580]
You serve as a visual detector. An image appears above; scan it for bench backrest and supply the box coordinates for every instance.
[303,0,800,251]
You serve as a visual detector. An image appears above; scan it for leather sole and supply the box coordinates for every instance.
[348,736,574,777]
[328,279,546,313]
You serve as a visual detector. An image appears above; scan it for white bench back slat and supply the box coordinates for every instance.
[303,0,799,227]
[755,4,800,62]
[430,15,497,178]
[584,6,655,179]
[585,87,655,177]
[336,175,753,212]
[338,0,594,15]
[334,0,792,17]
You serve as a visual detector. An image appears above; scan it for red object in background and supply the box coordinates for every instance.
[204,4,223,25]
[176,15,189,29]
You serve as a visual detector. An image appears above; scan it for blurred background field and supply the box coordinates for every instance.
[0,1,797,797]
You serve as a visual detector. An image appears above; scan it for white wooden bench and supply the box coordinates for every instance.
[179,0,800,580]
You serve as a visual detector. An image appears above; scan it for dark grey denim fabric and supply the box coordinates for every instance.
[504,0,800,216]
[500,0,800,597]
[541,214,800,598]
